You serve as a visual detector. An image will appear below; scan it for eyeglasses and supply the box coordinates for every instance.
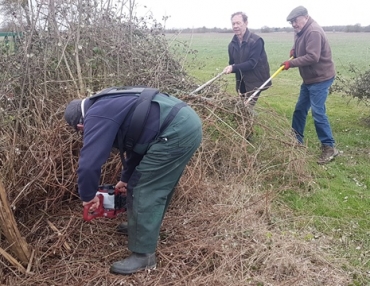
[289,18,298,25]
[289,15,305,25]
[289,15,307,25]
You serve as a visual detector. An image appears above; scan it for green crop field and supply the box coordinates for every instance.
[170,31,370,284]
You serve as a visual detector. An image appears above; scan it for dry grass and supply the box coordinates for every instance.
[0,91,352,285]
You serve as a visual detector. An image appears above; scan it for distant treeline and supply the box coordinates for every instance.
[165,24,370,33]
[1,25,368,35]
[0,24,370,33]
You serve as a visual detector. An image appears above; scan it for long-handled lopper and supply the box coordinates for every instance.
[189,71,225,95]
[244,56,294,105]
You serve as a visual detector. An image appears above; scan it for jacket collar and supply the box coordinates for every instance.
[232,28,251,44]
[297,17,313,36]
[80,97,94,119]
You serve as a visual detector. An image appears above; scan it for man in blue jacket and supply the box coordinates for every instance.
[64,87,202,275]
[223,11,271,106]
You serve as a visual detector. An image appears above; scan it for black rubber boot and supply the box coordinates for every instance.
[110,252,156,275]
[116,222,128,235]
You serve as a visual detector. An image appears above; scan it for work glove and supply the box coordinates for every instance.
[289,49,295,58]
[281,61,290,70]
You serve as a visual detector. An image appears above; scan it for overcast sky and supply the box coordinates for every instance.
[136,0,369,29]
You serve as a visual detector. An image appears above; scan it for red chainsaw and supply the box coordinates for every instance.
[83,184,126,222]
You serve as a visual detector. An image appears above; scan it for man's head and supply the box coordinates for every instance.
[231,12,248,38]
[64,99,83,131]
[287,6,309,33]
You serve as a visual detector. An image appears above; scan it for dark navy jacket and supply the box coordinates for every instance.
[228,29,271,94]
[78,94,160,202]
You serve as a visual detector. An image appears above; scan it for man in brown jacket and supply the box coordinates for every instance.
[282,6,338,164]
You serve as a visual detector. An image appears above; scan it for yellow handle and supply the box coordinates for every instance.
[244,56,294,105]
[273,56,294,78]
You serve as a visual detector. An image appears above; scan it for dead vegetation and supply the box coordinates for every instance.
[0,1,355,285]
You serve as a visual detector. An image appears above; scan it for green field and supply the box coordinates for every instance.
[0,34,16,53]
[172,32,370,284]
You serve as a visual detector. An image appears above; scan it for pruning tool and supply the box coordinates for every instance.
[244,56,294,105]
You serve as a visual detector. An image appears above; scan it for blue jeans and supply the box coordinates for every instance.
[292,77,335,146]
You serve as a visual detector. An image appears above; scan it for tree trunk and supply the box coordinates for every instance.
[0,181,31,265]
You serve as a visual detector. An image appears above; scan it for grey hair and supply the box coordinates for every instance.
[231,12,248,22]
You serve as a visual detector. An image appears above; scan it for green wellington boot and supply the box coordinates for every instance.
[110,252,156,275]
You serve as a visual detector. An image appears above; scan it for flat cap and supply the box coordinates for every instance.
[286,6,308,21]
[64,99,82,130]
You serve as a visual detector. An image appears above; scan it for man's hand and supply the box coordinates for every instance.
[281,61,291,70]
[289,49,295,58]
[115,181,127,195]
[82,196,100,211]
[223,65,233,74]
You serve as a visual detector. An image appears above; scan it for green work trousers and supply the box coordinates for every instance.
[126,106,202,253]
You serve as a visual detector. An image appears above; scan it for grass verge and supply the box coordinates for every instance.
[174,31,370,285]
